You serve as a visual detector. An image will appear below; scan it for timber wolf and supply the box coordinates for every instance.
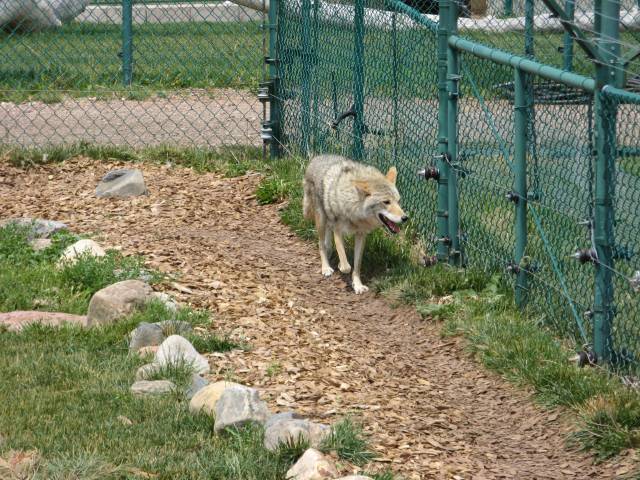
[303,154,408,294]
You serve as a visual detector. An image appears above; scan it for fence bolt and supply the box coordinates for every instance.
[571,248,598,264]
[418,166,440,180]
[505,190,519,203]
[436,236,452,246]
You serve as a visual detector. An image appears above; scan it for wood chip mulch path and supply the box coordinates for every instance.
[1,158,637,479]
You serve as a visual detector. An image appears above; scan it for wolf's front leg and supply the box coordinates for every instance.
[352,233,368,294]
[315,211,334,277]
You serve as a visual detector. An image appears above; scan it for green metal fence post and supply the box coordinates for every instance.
[436,0,450,262]
[592,0,620,362]
[514,67,529,307]
[447,0,461,265]
[301,0,312,154]
[122,0,133,86]
[353,0,365,161]
[504,0,513,17]
[268,0,281,158]
[562,0,575,71]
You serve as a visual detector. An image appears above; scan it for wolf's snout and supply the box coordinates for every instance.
[401,215,409,223]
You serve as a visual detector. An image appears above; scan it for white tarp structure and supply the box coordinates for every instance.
[0,0,91,30]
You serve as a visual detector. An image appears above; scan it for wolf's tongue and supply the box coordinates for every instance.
[384,217,400,233]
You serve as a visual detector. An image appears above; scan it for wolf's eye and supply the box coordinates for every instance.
[383,200,391,205]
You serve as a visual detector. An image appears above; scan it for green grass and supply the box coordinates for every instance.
[320,418,375,466]
[0,210,384,478]
[0,21,262,102]
[251,152,640,463]
[0,224,159,314]
[1,142,263,176]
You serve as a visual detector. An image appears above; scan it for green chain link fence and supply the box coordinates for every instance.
[271,0,640,372]
[1,0,265,147]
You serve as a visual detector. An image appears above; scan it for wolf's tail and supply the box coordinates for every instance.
[302,179,314,220]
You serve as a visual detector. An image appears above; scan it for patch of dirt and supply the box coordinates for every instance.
[0,158,637,479]
[0,89,261,148]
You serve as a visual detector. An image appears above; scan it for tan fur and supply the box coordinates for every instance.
[302,154,408,294]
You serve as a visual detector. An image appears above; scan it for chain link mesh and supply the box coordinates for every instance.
[276,0,640,372]
[1,0,265,147]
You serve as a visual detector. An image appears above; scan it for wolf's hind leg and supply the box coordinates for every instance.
[352,233,368,294]
[315,211,334,277]
[333,230,351,274]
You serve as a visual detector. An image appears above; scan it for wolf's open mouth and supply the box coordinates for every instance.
[379,214,400,234]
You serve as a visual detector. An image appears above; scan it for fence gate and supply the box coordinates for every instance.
[0,0,266,148]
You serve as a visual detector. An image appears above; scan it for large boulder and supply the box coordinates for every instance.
[264,419,329,451]
[154,335,210,375]
[189,381,243,416]
[285,448,338,480]
[213,385,269,433]
[96,169,147,198]
[87,280,153,326]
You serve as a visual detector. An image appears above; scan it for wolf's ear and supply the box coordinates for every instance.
[386,166,397,184]
[353,180,372,196]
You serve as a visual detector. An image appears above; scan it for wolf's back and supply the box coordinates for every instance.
[303,155,350,220]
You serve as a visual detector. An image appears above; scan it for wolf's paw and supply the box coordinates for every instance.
[322,266,334,277]
[353,283,369,294]
[338,262,352,274]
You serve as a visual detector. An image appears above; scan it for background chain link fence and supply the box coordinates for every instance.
[274,0,640,373]
[1,0,265,148]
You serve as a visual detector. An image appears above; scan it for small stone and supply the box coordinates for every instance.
[265,411,304,430]
[189,381,243,416]
[129,322,165,352]
[96,169,147,198]
[214,385,270,433]
[0,311,87,332]
[154,335,210,375]
[30,238,52,251]
[0,217,67,239]
[156,320,192,337]
[135,363,160,381]
[151,292,178,312]
[186,374,209,400]
[264,419,329,451]
[117,415,133,426]
[137,345,159,357]
[87,280,153,326]
[130,380,175,397]
[58,239,106,265]
[285,448,338,480]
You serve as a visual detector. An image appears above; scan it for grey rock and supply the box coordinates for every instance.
[186,374,209,400]
[265,411,304,430]
[87,280,153,326]
[130,380,175,397]
[1,218,67,239]
[285,448,338,480]
[151,291,178,312]
[135,363,161,381]
[154,335,210,375]
[214,385,270,433]
[96,169,147,198]
[58,239,106,265]
[30,238,52,251]
[156,320,192,337]
[129,322,165,352]
[264,419,329,452]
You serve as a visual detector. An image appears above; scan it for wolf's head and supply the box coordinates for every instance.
[353,166,408,234]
